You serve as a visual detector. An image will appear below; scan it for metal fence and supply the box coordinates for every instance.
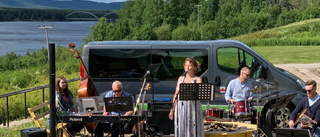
[0,77,80,127]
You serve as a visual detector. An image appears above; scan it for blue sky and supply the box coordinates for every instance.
[90,0,125,3]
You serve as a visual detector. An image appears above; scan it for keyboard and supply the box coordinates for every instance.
[59,114,140,124]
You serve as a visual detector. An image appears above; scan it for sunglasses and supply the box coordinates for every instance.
[113,89,122,93]
[306,88,315,92]
[243,72,251,77]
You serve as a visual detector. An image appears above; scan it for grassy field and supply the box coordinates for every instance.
[234,18,320,46]
[252,46,320,64]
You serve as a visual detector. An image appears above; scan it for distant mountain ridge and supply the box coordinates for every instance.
[0,0,123,10]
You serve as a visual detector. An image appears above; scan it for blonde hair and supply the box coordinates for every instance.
[240,66,250,73]
[185,57,200,73]
[305,80,317,89]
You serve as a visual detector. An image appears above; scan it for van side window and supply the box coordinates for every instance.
[152,49,208,81]
[89,49,149,78]
[89,48,208,80]
[217,47,261,78]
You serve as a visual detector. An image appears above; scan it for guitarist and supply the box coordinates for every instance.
[94,80,134,137]
[289,80,320,136]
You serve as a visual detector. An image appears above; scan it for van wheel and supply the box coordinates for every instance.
[275,107,292,127]
[276,103,295,128]
[263,108,275,137]
[262,104,294,137]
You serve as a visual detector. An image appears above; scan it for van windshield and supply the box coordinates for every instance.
[88,49,208,81]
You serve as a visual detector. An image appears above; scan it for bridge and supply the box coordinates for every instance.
[65,11,118,21]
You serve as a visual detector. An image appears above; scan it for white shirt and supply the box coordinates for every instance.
[309,94,320,106]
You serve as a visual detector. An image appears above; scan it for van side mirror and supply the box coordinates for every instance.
[258,66,268,79]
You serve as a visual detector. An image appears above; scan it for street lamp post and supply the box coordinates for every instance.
[38,25,54,51]
[195,5,202,30]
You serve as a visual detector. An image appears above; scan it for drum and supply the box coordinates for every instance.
[205,107,224,121]
[233,100,250,117]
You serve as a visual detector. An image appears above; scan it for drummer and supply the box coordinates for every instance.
[225,66,256,123]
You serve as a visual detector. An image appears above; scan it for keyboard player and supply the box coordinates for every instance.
[94,80,134,137]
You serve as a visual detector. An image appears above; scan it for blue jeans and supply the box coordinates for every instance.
[313,126,320,137]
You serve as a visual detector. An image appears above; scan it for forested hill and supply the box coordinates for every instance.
[84,0,320,42]
[0,0,123,10]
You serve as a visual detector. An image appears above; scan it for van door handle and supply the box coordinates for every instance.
[202,76,208,83]
[215,76,221,87]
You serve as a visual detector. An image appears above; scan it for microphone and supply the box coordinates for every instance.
[142,70,151,79]
[182,69,189,76]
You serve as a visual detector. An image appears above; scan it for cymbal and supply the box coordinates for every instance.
[215,93,223,98]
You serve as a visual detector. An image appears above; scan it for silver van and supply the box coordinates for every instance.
[81,40,305,136]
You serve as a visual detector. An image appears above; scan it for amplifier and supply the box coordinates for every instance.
[147,101,172,111]
[20,127,46,137]
[147,100,174,135]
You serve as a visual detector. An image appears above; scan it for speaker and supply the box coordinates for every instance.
[20,127,46,137]
[147,101,174,135]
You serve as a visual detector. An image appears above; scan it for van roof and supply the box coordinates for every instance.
[87,39,244,46]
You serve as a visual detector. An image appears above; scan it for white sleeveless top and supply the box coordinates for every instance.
[174,76,204,137]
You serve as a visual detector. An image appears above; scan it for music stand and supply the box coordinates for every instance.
[179,83,214,137]
[179,83,214,101]
[274,128,311,137]
[104,96,133,137]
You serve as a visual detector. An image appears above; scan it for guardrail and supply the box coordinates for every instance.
[0,77,80,127]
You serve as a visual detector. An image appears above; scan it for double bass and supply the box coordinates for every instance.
[69,43,98,133]
[69,43,98,97]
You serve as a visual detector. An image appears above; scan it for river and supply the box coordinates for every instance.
[0,21,97,56]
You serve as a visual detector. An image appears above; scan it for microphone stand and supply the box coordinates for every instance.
[172,73,186,137]
[134,78,146,137]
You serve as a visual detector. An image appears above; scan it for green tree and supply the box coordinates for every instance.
[200,0,220,22]
[132,24,157,40]
[200,21,219,40]
[155,24,172,40]
[172,25,199,40]
[241,0,265,13]
[142,0,165,28]
[84,17,108,43]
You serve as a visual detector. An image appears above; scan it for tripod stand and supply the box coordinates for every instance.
[179,83,214,137]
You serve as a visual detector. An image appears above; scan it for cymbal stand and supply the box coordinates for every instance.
[255,80,264,137]
[255,79,271,137]
[255,90,261,137]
